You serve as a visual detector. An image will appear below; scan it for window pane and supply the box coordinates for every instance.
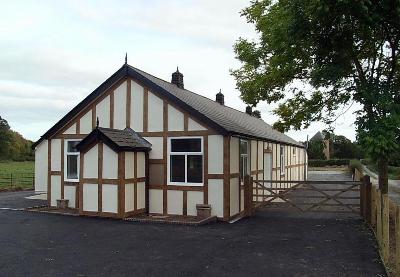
[187,155,202,183]
[170,155,185,182]
[67,141,80,152]
[240,155,249,179]
[67,155,78,179]
[240,140,248,155]
[171,138,201,152]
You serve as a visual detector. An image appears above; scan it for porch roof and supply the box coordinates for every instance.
[76,127,152,153]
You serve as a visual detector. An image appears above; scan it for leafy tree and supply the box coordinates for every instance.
[331,135,362,159]
[0,116,33,161]
[232,0,400,194]
[307,139,325,160]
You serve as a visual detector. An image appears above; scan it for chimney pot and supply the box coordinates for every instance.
[171,67,184,89]
[246,105,252,115]
[215,89,224,105]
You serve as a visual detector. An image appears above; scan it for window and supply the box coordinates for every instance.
[280,145,285,175]
[64,140,80,181]
[239,139,249,179]
[168,137,203,185]
[293,147,296,156]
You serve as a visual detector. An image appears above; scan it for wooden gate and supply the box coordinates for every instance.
[243,176,363,214]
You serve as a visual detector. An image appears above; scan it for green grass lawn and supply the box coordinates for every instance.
[0,161,34,189]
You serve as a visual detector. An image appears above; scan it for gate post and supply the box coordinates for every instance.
[363,175,372,223]
[244,175,254,217]
[360,177,365,218]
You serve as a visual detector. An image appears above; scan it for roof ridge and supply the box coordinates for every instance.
[127,65,269,124]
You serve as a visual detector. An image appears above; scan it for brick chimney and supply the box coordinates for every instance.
[215,89,224,105]
[171,67,184,89]
[245,105,252,115]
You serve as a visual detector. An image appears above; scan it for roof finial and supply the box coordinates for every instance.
[96,117,99,128]
[125,53,127,65]
[176,66,179,72]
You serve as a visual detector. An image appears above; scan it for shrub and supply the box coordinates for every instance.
[349,159,363,174]
[309,159,350,167]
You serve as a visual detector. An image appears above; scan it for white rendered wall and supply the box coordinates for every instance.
[230,137,239,174]
[51,139,61,171]
[125,152,135,179]
[83,145,98,178]
[147,91,163,132]
[64,186,76,208]
[168,105,184,131]
[102,144,118,179]
[144,137,163,159]
[125,183,135,212]
[208,135,223,174]
[167,190,183,215]
[96,95,110,128]
[113,81,127,130]
[83,183,98,212]
[187,191,203,216]
[230,177,239,216]
[79,110,92,134]
[149,189,163,214]
[50,175,61,206]
[208,179,223,217]
[102,184,118,213]
[34,140,48,192]
[137,152,146,178]
[63,123,76,134]
[188,118,206,131]
[137,182,145,209]
[131,81,144,132]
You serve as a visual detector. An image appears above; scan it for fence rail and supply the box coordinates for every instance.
[0,173,34,189]
[250,179,361,214]
[356,169,400,276]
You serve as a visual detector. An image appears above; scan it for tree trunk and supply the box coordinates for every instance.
[378,158,389,194]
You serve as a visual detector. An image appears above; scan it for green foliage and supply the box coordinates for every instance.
[307,140,325,160]
[349,159,363,174]
[331,135,363,159]
[232,0,400,169]
[0,116,33,161]
[361,158,400,179]
[309,159,350,167]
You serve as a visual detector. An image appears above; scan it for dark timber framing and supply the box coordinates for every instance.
[35,63,306,223]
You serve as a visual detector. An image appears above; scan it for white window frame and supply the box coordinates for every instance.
[240,139,250,180]
[280,145,285,175]
[167,137,204,186]
[64,139,81,182]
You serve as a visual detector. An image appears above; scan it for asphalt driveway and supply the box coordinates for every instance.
[0,172,386,276]
[0,209,385,276]
[0,190,46,209]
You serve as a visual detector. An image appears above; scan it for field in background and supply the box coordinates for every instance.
[0,161,34,190]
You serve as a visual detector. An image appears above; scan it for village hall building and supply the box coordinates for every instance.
[32,61,307,222]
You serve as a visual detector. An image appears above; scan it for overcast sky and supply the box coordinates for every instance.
[0,0,358,142]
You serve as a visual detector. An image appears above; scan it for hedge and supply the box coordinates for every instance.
[308,159,350,167]
[349,159,363,174]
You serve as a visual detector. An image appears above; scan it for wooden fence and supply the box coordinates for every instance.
[0,173,34,190]
[357,169,400,275]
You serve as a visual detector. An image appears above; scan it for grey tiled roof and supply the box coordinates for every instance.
[129,66,303,147]
[99,127,152,150]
